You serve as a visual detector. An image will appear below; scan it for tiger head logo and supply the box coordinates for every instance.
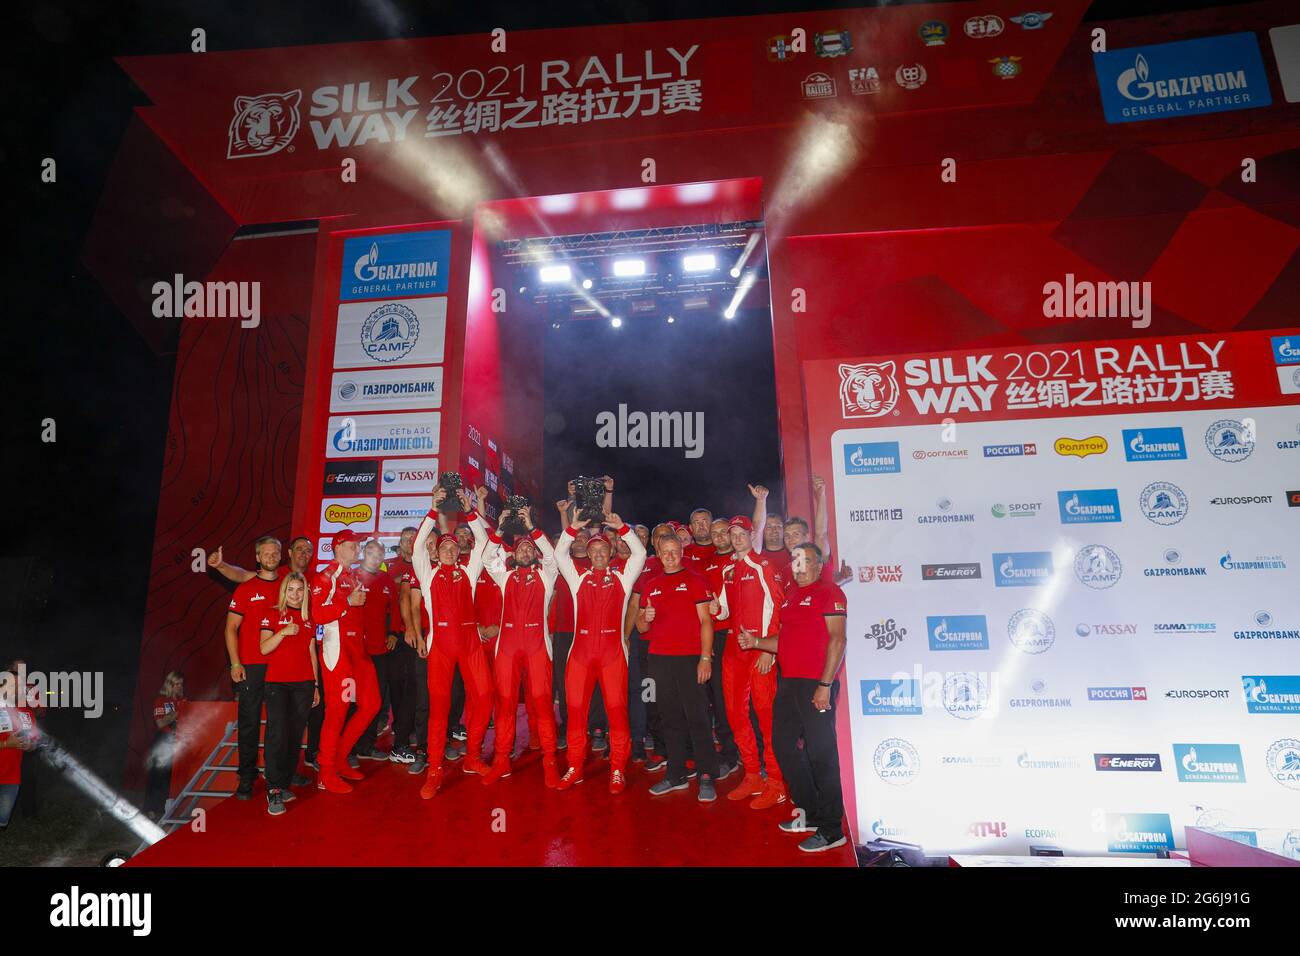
[227,90,302,159]
[838,361,899,418]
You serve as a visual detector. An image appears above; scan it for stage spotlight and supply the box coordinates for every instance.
[610,317,623,328]
[729,266,741,278]
[539,264,571,283]
[683,253,716,273]
[101,851,132,867]
[582,278,593,289]
[612,259,645,277]
[667,315,676,324]
[551,322,561,329]
[518,285,528,295]
[724,270,757,320]
[730,231,761,279]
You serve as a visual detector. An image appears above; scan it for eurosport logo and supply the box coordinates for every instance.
[1209,494,1273,506]
[983,442,1037,457]
[1139,481,1188,525]
[942,673,990,719]
[1123,427,1186,462]
[1074,544,1122,590]
[1264,739,1300,790]
[1272,336,1300,365]
[1088,686,1148,701]
[334,297,447,368]
[921,562,981,581]
[1093,32,1271,124]
[1057,488,1122,524]
[927,615,989,651]
[329,367,443,412]
[849,507,904,522]
[323,460,379,495]
[327,412,440,459]
[838,361,900,418]
[1095,753,1162,772]
[993,551,1053,587]
[1008,609,1054,654]
[1243,676,1300,714]
[1205,419,1254,463]
[1106,813,1174,853]
[873,737,920,786]
[861,679,923,716]
[844,441,901,475]
[1164,688,1229,700]
[228,90,302,158]
[340,230,450,301]
[381,457,438,495]
[1174,744,1245,783]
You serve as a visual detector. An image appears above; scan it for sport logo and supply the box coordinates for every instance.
[1205,419,1254,463]
[1123,427,1186,461]
[1007,608,1054,654]
[227,90,302,159]
[838,362,899,418]
[1057,489,1121,524]
[1074,544,1122,589]
[1139,481,1188,525]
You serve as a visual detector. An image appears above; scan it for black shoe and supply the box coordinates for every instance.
[556,732,567,751]
[716,761,739,782]
[591,731,609,753]
[409,752,429,775]
[358,748,387,761]
[452,724,468,742]
[798,833,848,853]
[644,754,667,772]
[304,756,319,771]
[291,774,311,787]
[280,789,297,804]
[388,747,416,765]
[267,790,286,816]
[236,781,254,800]
[631,748,647,763]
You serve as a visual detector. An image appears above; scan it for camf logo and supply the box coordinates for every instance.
[228,91,302,158]
[839,361,899,418]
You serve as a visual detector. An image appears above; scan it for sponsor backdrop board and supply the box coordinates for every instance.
[807,329,1300,856]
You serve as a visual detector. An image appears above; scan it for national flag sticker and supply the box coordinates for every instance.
[767,35,795,61]
[815,30,852,58]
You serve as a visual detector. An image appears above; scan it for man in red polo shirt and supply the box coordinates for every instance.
[683,509,715,573]
[311,529,380,794]
[636,536,719,802]
[224,535,285,799]
[721,515,786,811]
[737,542,848,853]
[352,539,404,762]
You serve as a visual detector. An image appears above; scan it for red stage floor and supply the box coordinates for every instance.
[129,748,857,867]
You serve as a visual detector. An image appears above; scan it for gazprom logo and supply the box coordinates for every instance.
[993,551,1053,587]
[1122,427,1186,462]
[1174,743,1245,783]
[1273,336,1300,365]
[861,679,923,716]
[927,615,989,651]
[1243,676,1300,714]
[1057,489,1122,524]
[845,441,901,476]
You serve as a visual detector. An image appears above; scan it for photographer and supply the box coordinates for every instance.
[736,543,848,853]
[144,670,186,821]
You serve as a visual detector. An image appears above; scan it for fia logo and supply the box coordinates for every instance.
[227,91,302,159]
[838,361,899,418]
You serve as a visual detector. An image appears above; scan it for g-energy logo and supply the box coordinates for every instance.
[50,887,151,936]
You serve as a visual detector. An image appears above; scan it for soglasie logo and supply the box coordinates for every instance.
[228,90,302,158]
[595,405,704,459]
[838,362,899,418]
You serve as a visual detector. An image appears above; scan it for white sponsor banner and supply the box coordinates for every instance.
[326,412,440,459]
[333,297,446,370]
[1278,364,1300,395]
[377,495,435,533]
[1269,24,1300,103]
[319,497,377,533]
[330,366,443,412]
[832,405,1300,857]
[381,456,439,495]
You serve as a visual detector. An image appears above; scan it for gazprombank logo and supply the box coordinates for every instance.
[228,91,302,158]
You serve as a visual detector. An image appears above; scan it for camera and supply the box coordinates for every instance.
[437,472,463,513]
[498,495,530,538]
[572,475,607,526]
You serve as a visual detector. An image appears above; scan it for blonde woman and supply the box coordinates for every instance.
[259,572,319,816]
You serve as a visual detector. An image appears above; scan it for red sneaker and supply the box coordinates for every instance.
[727,772,765,801]
[750,780,788,810]
[316,772,353,794]
[481,760,511,785]
[543,756,563,789]
[609,769,626,795]
[556,767,584,791]
[463,758,493,776]
[336,763,364,782]
[419,767,444,800]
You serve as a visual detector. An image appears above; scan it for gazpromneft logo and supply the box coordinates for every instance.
[1122,427,1186,462]
[1055,436,1107,459]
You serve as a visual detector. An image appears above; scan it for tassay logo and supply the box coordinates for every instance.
[228,91,302,158]
[838,362,899,418]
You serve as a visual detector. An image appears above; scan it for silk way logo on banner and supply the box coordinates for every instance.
[228,90,302,158]
[838,362,899,418]
[1093,32,1270,124]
